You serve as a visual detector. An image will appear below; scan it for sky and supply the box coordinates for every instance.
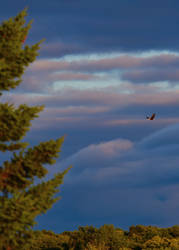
[1,0,179,233]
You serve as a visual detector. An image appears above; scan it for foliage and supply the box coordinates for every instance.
[0,8,71,250]
[29,225,179,250]
[29,230,70,250]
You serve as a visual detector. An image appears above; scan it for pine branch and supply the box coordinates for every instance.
[0,9,71,249]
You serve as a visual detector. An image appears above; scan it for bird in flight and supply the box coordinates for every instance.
[146,113,156,120]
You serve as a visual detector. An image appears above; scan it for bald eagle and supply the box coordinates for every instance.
[146,113,156,120]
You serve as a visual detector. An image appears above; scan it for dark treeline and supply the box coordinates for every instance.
[29,224,179,250]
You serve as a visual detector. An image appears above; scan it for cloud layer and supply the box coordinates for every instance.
[42,124,179,232]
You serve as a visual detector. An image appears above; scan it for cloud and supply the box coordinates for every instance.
[61,124,179,188]
[122,69,179,84]
[39,42,85,58]
[30,0,179,54]
[21,52,179,93]
[63,138,133,171]
[5,85,179,110]
[138,123,179,150]
[20,71,101,93]
[29,54,179,73]
[50,72,101,81]
[39,124,179,232]
[3,0,179,59]
[2,83,179,134]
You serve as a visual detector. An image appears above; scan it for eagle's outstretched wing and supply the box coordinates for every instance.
[146,113,156,120]
[150,113,156,120]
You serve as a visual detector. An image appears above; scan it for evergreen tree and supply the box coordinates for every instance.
[0,8,71,250]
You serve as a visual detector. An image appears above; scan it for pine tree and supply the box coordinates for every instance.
[0,8,71,250]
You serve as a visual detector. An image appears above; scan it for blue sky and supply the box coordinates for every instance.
[1,0,179,233]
